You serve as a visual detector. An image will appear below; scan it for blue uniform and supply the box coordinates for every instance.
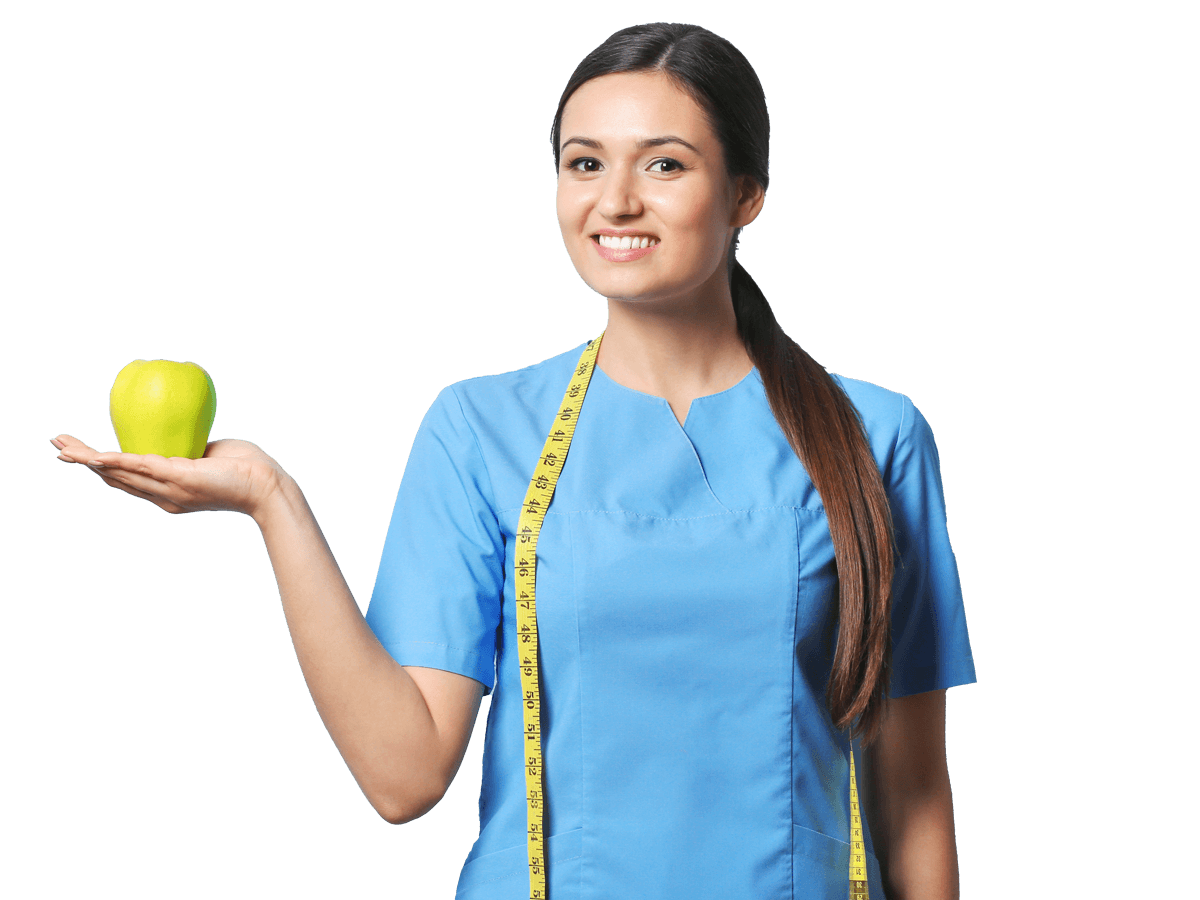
[366,343,976,899]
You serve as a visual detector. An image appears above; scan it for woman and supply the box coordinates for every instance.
[53,23,974,900]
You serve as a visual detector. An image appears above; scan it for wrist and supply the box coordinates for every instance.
[249,464,302,530]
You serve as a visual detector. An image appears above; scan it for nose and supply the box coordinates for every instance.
[597,165,643,220]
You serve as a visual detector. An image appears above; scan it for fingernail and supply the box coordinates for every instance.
[89,460,105,467]
[50,438,64,449]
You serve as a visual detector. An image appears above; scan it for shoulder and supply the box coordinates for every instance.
[414,343,591,485]
[452,344,584,392]
[829,373,937,479]
[830,372,914,444]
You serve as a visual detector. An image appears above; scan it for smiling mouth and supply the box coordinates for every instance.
[594,234,659,250]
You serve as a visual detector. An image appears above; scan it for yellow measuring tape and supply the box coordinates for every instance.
[515,334,604,900]
[514,334,869,900]
[849,747,869,897]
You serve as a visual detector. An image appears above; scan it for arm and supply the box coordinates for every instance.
[861,689,960,900]
[53,435,484,824]
[253,473,484,824]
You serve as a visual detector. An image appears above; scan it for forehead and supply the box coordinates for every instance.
[560,71,715,147]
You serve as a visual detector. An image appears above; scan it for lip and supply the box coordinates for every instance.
[593,228,659,237]
[591,235,659,262]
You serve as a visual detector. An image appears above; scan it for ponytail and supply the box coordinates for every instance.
[731,260,895,746]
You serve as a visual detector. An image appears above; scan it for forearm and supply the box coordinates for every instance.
[874,780,960,900]
[252,473,444,823]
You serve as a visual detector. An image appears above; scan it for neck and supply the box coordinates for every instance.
[596,283,753,425]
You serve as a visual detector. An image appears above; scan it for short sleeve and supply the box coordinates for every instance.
[885,397,977,698]
[365,386,504,694]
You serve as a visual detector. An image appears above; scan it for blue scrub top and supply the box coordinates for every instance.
[366,343,976,900]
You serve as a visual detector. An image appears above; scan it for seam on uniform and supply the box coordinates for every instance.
[501,508,830,520]
[391,638,489,657]
[451,379,506,535]
[790,507,799,899]
[570,513,588,900]
[460,854,584,889]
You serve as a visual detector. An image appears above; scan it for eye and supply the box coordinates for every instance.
[561,157,600,174]
[648,158,685,174]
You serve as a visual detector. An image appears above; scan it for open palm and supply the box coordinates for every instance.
[52,434,286,519]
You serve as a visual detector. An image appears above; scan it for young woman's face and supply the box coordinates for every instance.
[556,70,763,308]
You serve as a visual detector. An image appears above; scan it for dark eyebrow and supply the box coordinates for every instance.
[559,135,702,156]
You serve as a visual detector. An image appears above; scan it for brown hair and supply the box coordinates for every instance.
[553,23,896,745]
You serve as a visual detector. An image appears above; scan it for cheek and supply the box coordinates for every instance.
[663,187,728,236]
[556,198,580,247]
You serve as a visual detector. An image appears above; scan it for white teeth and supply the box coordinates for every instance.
[597,234,658,249]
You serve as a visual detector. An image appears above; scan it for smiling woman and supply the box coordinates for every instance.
[555,70,763,315]
[364,23,973,900]
[54,20,975,900]
[548,26,906,745]
[554,68,768,434]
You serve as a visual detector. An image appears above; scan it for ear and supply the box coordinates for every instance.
[731,175,766,228]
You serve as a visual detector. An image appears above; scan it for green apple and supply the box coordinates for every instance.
[109,359,217,458]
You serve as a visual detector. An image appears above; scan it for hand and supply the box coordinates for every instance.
[51,434,289,519]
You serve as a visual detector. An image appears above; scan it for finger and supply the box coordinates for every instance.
[90,463,189,511]
[53,434,97,451]
[56,436,191,511]
[85,448,168,472]
[87,454,176,493]
[53,434,106,464]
